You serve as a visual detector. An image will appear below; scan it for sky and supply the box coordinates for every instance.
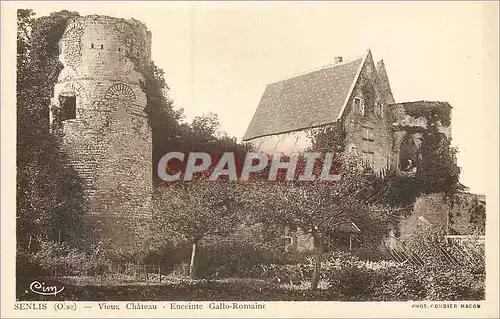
[12,1,499,195]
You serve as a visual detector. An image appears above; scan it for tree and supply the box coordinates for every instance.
[154,179,243,278]
[244,153,394,290]
[17,9,34,77]
[191,112,222,139]
[235,122,398,290]
[416,129,463,196]
[16,9,87,250]
[139,62,186,177]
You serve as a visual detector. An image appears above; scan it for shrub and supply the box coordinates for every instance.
[169,263,190,277]
[17,241,116,278]
[16,250,48,278]
[195,237,289,279]
[373,266,426,301]
[26,241,87,277]
[85,258,111,277]
[421,266,485,301]
[249,263,313,285]
[324,262,484,301]
[326,265,379,299]
[320,250,363,274]
[352,246,390,261]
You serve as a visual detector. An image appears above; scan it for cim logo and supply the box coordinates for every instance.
[27,280,65,296]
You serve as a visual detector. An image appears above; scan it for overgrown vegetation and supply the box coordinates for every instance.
[16,9,88,252]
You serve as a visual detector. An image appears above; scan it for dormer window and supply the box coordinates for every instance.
[354,97,364,115]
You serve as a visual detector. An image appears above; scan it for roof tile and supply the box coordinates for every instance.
[243,57,363,141]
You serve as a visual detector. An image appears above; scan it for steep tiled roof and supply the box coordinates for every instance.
[243,56,364,141]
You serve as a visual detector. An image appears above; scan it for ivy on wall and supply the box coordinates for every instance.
[17,9,88,250]
[402,101,452,127]
[308,121,346,153]
[360,81,376,115]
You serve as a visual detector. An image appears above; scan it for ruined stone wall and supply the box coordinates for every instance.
[390,101,452,171]
[50,15,152,252]
[391,103,452,139]
[398,192,486,241]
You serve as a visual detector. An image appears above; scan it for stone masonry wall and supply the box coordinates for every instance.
[50,15,152,253]
[341,52,394,174]
[398,192,486,241]
[248,53,395,176]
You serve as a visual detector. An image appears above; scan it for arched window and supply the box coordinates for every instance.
[59,94,76,120]
[354,97,364,115]
[376,102,384,118]
[399,135,419,171]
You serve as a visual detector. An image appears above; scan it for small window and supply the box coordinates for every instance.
[59,95,76,120]
[118,47,121,52]
[100,44,104,49]
[361,126,375,167]
[376,102,384,118]
[354,97,364,115]
[283,236,294,253]
[362,126,374,142]
[91,43,94,49]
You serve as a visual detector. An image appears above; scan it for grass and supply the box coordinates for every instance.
[17,276,331,301]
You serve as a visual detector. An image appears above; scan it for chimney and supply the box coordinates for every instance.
[334,56,343,64]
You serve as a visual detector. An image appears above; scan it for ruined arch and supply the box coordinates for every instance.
[60,81,86,99]
[64,20,84,36]
[101,83,138,131]
[55,82,87,122]
[398,133,421,171]
[104,83,136,103]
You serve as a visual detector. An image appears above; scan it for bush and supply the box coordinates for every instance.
[249,263,313,285]
[16,241,116,278]
[373,266,426,301]
[324,261,484,301]
[320,250,363,273]
[169,263,190,277]
[352,246,394,262]
[22,241,87,277]
[326,265,379,299]
[85,258,111,277]
[422,266,485,301]
[16,250,48,278]
[195,237,290,279]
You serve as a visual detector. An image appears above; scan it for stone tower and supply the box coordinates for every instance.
[50,15,152,255]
